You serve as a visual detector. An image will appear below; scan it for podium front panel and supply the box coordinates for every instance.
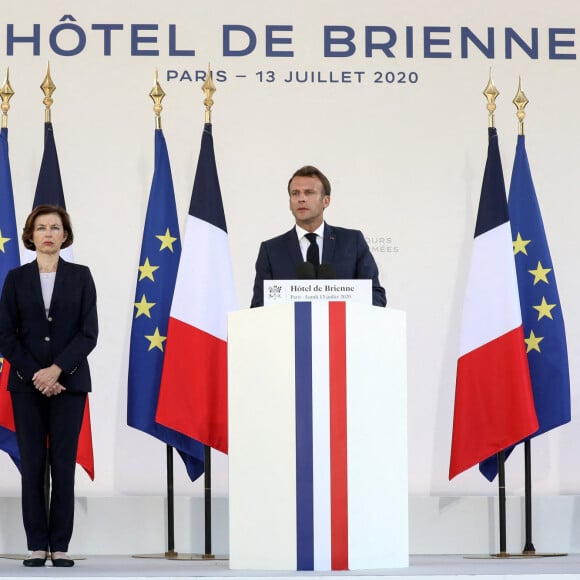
[228,302,408,571]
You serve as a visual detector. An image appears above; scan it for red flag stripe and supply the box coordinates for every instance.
[0,361,15,430]
[329,302,348,570]
[156,317,228,454]
[449,326,538,479]
[77,398,94,480]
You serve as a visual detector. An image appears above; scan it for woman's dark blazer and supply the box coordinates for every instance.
[0,258,98,393]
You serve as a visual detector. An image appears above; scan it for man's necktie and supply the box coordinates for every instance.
[305,233,320,268]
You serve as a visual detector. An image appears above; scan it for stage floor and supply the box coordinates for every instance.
[0,554,579,579]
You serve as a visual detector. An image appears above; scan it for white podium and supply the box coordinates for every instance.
[228,301,408,571]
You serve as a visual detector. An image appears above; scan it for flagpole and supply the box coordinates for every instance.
[40,62,55,541]
[201,66,216,560]
[41,62,55,124]
[166,445,176,557]
[512,79,566,559]
[0,67,26,563]
[513,79,534,555]
[150,73,177,559]
[137,72,180,560]
[483,73,510,558]
[523,440,535,553]
[0,68,14,129]
[152,71,183,560]
[497,451,507,556]
[204,445,212,556]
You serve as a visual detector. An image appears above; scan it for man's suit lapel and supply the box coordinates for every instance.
[322,223,336,264]
[283,228,303,269]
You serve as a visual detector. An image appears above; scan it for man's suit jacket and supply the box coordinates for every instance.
[0,258,98,392]
[251,223,386,307]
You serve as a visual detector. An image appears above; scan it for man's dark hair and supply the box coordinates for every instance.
[287,165,331,196]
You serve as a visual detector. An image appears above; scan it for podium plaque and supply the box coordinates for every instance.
[263,279,371,305]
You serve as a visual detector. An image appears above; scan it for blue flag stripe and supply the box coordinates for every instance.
[33,123,66,208]
[188,124,228,232]
[474,127,510,238]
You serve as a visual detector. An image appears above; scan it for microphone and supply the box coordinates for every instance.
[295,262,317,279]
[317,264,336,279]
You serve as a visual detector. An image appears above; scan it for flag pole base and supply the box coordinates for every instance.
[132,552,228,561]
[464,552,567,559]
[521,552,568,557]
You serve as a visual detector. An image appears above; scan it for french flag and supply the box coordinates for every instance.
[156,123,236,454]
[228,301,408,571]
[449,127,538,480]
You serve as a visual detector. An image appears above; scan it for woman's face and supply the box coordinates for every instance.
[31,212,67,256]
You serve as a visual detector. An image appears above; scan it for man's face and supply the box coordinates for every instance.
[288,175,330,230]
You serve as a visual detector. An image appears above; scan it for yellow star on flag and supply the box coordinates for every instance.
[156,228,177,252]
[145,327,166,352]
[524,330,543,353]
[533,296,557,320]
[134,294,156,319]
[513,232,531,256]
[0,229,10,253]
[528,261,551,285]
[138,257,159,282]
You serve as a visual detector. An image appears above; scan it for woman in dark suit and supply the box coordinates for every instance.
[0,205,98,567]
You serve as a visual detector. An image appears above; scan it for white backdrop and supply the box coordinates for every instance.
[0,0,579,507]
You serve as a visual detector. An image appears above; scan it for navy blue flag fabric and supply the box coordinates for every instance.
[479,134,570,481]
[34,123,66,208]
[0,127,21,469]
[127,128,204,482]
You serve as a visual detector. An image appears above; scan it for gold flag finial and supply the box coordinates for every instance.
[0,68,15,129]
[483,69,499,128]
[202,64,216,124]
[40,62,56,123]
[513,77,529,136]
[149,69,166,130]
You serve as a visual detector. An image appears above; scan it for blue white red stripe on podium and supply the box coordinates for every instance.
[295,302,349,570]
[228,301,408,571]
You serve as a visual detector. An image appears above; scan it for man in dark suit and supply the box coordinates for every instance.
[251,165,386,307]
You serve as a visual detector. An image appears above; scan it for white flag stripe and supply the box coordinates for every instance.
[170,215,237,340]
[311,305,332,571]
[458,222,522,357]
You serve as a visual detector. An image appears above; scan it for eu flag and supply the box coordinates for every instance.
[127,128,204,481]
[0,127,21,469]
[479,134,570,481]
